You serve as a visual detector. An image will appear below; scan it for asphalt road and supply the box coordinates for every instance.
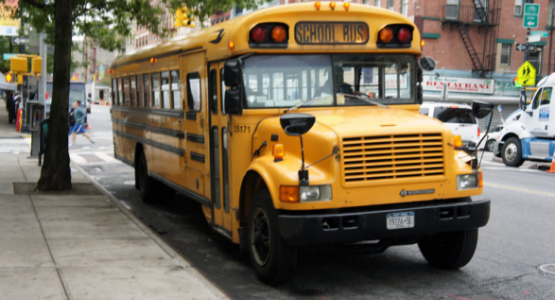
[74,105,555,300]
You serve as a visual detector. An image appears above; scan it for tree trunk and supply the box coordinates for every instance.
[37,0,73,191]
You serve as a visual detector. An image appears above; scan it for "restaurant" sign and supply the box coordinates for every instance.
[423,76,495,94]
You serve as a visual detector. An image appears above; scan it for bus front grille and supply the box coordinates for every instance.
[342,133,445,183]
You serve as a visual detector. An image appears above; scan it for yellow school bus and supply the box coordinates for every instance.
[111,2,491,285]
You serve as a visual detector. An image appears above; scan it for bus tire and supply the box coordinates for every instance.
[137,151,158,204]
[247,189,298,285]
[502,137,524,167]
[418,228,478,270]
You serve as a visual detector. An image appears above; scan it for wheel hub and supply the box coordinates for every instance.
[504,143,517,162]
[250,207,270,266]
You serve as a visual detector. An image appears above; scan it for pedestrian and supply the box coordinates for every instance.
[69,100,95,146]
[6,92,16,124]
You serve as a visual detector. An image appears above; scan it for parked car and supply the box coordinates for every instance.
[420,102,480,153]
[476,125,503,152]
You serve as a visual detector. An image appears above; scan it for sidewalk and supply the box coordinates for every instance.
[0,153,229,299]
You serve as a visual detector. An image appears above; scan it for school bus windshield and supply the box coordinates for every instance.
[242,54,415,108]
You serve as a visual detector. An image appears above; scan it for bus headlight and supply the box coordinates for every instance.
[300,185,332,202]
[456,173,478,190]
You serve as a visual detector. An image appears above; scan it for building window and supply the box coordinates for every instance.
[401,0,408,16]
[473,0,487,22]
[500,44,511,66]
[529,47,543,75]
[388,0,394,10]
[445,0,459,20]
[515,0,522,16]
[375,0,381,6]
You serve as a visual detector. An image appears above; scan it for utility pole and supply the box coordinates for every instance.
[549,8,554,75]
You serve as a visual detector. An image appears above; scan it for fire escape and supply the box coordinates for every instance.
[441,0,501,77]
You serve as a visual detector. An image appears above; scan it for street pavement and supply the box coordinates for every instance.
[0,100,229,300]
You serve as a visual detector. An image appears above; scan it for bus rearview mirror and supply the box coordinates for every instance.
[471,100,493,119]
[280,113,316,136]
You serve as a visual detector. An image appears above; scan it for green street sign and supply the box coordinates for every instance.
[524,3,540,28]
[2,54,18,60]
[531,30,549,38]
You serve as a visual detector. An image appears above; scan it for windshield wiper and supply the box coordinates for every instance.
[339,93,388,108]
[284,96,323,113]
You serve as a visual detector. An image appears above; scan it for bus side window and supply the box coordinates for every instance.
[187,72,201,112]
[137,74,144,107]
[130,76,137,106]
[123,77,130,105]
[171,70,181,109]
[152,72,160,107]
[117,78,123,106]
[144,73,151,107]
[221,68,226,115]
[111,78,117,106]
[161,71,170,109]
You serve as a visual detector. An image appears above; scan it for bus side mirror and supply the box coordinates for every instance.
[280,113,315,136]
[224,59,242,87]
[224,59,244,115]
[471,100,493,119]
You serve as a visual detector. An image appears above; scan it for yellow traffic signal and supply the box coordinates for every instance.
[32,57,42,74]
[5,73,13,83]
[10,57,28,73]
[17,74,23,85]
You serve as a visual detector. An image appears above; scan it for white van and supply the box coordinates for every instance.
[419,102,480,152]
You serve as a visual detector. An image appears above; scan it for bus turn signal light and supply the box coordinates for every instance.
[379,27,394,43]
[228,41,234,49]
[150,57,158,63]
[453,135,463,148]
[271,25,287,43]
[314,1,321,10]
[421,40,425,47]
[329,2,336,10]
[280,186,299,202]
[273,144,285,159]
[343,2,350,10]
[478,171,483,188]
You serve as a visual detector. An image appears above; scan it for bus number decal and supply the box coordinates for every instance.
[233,125,251,134]
[295,22,369,45]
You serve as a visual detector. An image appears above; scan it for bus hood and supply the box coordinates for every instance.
[307,107,449,137]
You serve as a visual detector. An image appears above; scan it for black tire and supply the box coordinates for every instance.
[136,151,159,204]
[247,189,298,285]
[418,229,479,270]
[501,137,524,167]
[486,139,495,152]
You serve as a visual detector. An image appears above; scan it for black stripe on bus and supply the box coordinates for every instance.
[112,47,204,69]
[113,130,185,157]
[111,106,184,119]
[190,152,205,163]
[149,171,210,207]
[112,118,185,139]
[186,133,205,144]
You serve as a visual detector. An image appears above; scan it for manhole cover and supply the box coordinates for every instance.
[539,264,555,275]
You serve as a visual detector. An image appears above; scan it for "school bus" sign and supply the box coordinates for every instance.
[295,22,369,45]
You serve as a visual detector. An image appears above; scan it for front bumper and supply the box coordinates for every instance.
[278,199,490,245]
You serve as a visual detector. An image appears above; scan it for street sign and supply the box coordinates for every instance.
[2,53,17,60]
[12,37,29,45]
[523,3,540,28]
[527,35,542,43]
[531,30,549,38]
[515,43,536,52]
[517,61,536,86]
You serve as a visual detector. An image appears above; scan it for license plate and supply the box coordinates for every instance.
[386,211,415,230]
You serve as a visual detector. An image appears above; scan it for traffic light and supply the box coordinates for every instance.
[10,57,28,73]
[32,57,42,74]
[5,73,13,83]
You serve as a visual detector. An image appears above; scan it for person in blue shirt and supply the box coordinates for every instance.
[69,100,95,146]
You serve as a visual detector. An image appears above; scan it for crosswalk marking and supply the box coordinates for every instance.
[69,153,88,164]
[95,152,118,163]
[69,151,119,165]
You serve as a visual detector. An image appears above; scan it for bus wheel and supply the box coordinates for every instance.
[418,229,478,270]
[247,189,298,285]
[502,137,524,167]
[137,151,158,204]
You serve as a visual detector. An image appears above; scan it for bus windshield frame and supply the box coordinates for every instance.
[241,54,416,109]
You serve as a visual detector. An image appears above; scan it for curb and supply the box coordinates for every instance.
[71,162,231,300]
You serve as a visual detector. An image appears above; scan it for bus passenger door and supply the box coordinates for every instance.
[208,62,233,235]
[181,53,209,200]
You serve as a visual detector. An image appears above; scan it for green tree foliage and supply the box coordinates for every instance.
[17,0,266,191]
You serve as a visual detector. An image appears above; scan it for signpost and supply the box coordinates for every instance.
[523,4,540,28]
[517,61,537,86]
[12,37,29,45]
[516,43,536,52]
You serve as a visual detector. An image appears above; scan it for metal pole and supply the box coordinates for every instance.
[39,32,47,119]
[524,28,531,62]
[550,8,554,75]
